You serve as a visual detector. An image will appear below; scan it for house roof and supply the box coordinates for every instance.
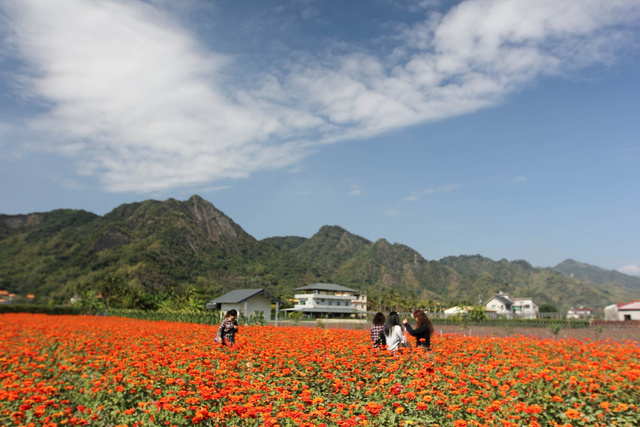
[619,301,640,311]
[487,295,513,307]
[294,283,361,293]
[207,288,285,306]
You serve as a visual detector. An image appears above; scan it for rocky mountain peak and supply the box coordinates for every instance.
[186,195,251,245]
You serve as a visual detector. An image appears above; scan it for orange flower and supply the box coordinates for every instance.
[564,408,580,419]
[364,403,383,416]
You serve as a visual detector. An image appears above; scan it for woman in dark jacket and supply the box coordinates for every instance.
[402,309,434,350]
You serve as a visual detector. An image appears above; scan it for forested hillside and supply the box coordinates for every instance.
[1,195,639,310]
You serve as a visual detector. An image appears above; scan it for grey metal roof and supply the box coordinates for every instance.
[489,295,513,307]
[207,288,285,306]
[294,283,361,293]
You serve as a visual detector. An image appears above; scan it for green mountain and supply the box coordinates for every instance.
[554,259,640,291]
[1,195,639,310]
[439,255,636,308]
[0,196,317,307]
[266,226,460,300]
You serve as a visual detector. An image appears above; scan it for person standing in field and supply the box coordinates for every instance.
[216,309,239,347]
[370,312,386,348]
[402,309,434,350]
[383,311,404,352]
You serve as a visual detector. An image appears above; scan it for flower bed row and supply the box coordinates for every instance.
[1,314,638,426]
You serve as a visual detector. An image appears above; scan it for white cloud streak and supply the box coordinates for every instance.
[618,264,640,276]
[1,0,639,192]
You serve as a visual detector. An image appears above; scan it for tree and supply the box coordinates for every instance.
[468,305,487,322]
[539,303,558,313]
[98,274,127,309]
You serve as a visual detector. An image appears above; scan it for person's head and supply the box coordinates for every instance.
[373,312,385,326]
[413,309,434,333]
[226,309,238,320]
[384,311,402,335]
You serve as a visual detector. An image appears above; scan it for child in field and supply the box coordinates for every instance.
[216,309,238,347]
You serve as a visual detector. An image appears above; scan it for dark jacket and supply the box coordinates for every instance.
[404,323,431,348]
[217,318,238,345]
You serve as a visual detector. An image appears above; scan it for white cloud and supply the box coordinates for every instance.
[1,0,639,192]
[617,264,640,276]
[422,184,461,194]
[1,0,313,192]
[349,185,361,196]
[385,209,399,217]
[405,183,460,200]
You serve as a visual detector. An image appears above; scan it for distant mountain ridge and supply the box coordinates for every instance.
[554,259,640,290]
[1,195,639,309]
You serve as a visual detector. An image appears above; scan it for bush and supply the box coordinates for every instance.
[0,304,85,315]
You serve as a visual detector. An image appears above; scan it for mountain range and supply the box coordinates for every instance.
[1,195,639,310]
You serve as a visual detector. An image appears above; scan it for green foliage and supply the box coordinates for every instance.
[468,305,487,322]
[2,195,639,313]
[539,303,558,313]
[288,311,304,325]
[549,323,563,336]
[238,312,267,326]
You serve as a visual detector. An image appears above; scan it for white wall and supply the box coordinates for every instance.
[220,294,274,323]
[604,304,619,321]
[618,309,640,321]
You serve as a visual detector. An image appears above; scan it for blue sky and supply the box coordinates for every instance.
[1,0,639,275]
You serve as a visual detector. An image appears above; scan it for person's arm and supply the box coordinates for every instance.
[404,322,429,336]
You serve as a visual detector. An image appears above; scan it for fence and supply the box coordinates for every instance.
[275,318,640,343]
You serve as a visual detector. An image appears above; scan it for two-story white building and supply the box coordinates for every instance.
[289,283,367,317]
[484,292,539,319]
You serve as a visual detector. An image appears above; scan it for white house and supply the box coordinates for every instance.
[443,306,468,318]
[567,307,595,319]
[206,288,285,324]
[289,283,367,317]
[484,292,539,319]
[604,300,640,321]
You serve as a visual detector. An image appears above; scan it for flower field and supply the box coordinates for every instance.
[1,314,639,427]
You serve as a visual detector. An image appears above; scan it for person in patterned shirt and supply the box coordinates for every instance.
[370,312,386,348]
[216,309,239,347]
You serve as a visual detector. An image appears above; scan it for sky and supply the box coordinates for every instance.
[1,0,639,276]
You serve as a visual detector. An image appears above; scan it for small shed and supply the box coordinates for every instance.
[206,288,285,325]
